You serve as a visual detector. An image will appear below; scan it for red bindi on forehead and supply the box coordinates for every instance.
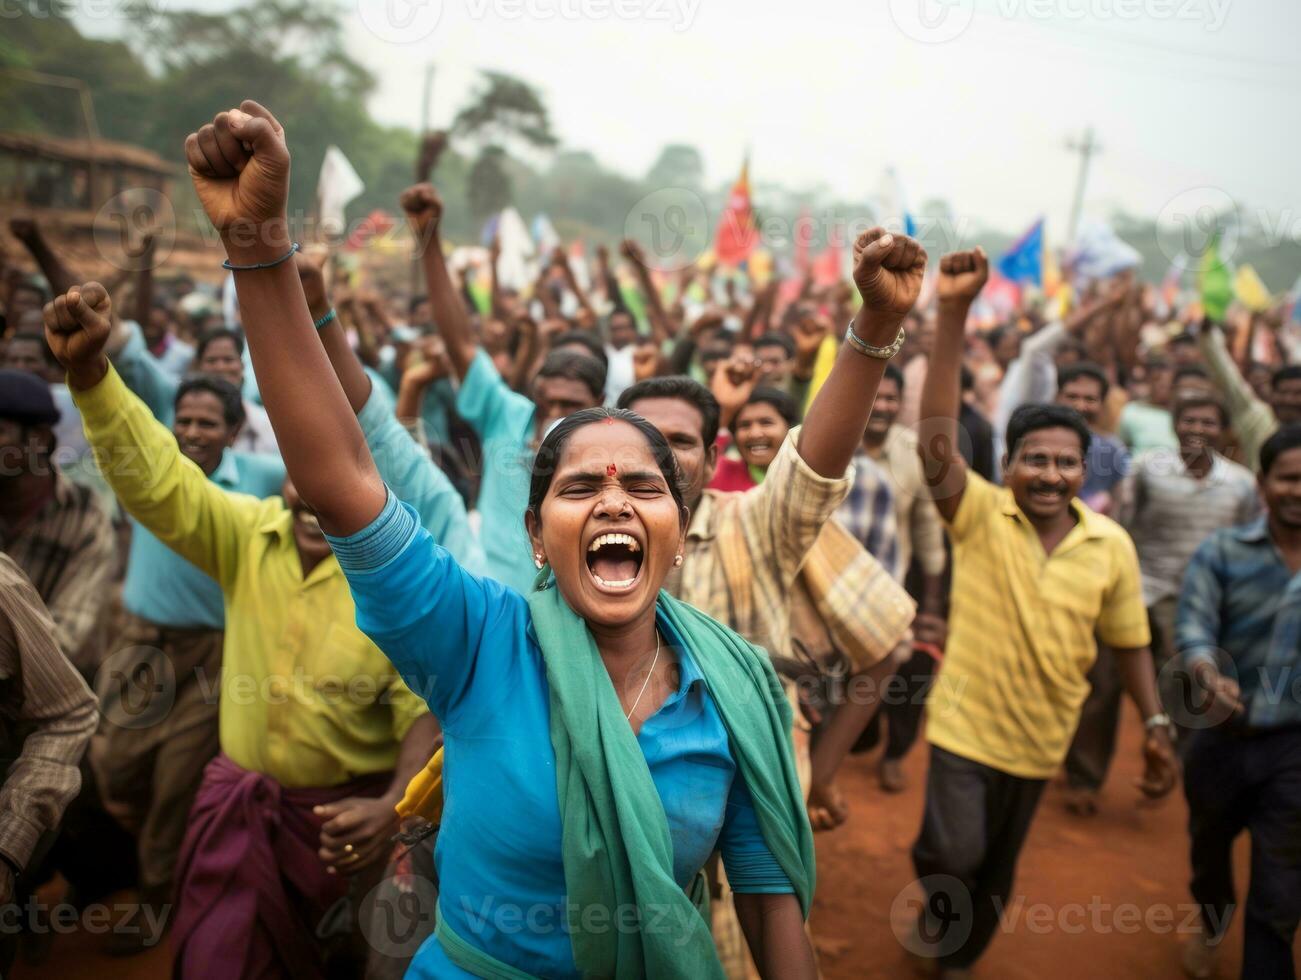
[606,463,617,477]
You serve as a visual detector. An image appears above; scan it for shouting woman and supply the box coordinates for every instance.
[168,100,819,978]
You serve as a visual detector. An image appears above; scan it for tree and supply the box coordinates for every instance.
[644,144,704,191]
[453,71,557,219]
[468,146,512,220]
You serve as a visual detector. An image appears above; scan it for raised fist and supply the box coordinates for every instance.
[184,101,290,233]
[399,183,444,238]
[793,314,830,359]
[689,310,725,338]
[43,282,113,384]
[936,248,990,307]
[852,228,927,320]
[294,250,329,318]
[620,239,646,266]
[632,340,661,381]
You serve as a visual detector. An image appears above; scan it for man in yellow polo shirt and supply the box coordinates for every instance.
[45,282,441,978]
[911,249,1178,978]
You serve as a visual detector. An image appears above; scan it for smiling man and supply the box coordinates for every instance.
[1111,394,1260,763]
[913,248,1177,978]
[85,372,284,953]
[620,228,920,978]
[45,278,481,975]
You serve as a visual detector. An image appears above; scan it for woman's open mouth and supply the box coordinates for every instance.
[586,532,644,592]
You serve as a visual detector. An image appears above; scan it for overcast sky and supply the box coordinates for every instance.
[79,0,1298,237]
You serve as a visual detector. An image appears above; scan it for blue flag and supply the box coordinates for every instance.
[998,218,1044,286]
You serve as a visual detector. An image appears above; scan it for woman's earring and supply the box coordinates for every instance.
[534,554,545,569]
[673,554,684,567]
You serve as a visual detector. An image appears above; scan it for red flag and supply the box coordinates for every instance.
[812,243,843,287]
[794,206,813,274]
[345,209,395,251]
[714,159,758,267]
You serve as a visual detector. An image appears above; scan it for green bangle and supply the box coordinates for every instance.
[314,308,338,330]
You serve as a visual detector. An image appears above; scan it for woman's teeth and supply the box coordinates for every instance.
[588,533,640,553]
[591,573,637,590]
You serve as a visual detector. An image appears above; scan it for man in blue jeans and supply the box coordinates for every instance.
[1176,423,1301,980]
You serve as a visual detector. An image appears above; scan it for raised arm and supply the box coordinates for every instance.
[797,229,928,479]
[553,245,596,320]
[184,101,384,536]
[131,232,157,327]
[917,248,989,522]
[596,244,629,315]
[400,183,476,382]
[46,283,257,589]
[622,239,676,343]
[9,218,79,296]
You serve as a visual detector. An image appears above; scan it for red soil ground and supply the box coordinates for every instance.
[13,711,1298,979]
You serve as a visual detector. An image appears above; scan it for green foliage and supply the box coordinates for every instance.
[3,0,1296,288]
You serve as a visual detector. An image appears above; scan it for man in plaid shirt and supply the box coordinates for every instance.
[0,369,115,680]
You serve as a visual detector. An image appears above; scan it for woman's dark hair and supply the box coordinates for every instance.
[196,326,245,360]
[1260,424,1301,476]
[536,350,607,400]
[617,376,721,448]
[739,387,799,429]
[176,375,246,428]
[1005,403,1091,460]
[527,407,687,524]
[550,330,609,369]
[1057,362,1111,399]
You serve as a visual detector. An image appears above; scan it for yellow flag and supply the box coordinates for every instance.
[1234,264,1272,313]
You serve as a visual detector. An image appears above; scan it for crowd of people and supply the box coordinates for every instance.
[1,98,1299,980]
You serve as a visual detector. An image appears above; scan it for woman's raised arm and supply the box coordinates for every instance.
[183,101,384,535]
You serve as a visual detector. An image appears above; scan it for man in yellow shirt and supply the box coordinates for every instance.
[45,283,440,979]
[912,249,1177,978]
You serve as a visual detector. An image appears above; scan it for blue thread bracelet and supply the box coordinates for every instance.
[222,242,300,272]
[314,308,338,330]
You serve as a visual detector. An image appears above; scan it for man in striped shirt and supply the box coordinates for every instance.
[913,248,1177,978]
[0,370,115,679]
[0,553,97,971]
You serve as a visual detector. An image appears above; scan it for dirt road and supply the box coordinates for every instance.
[13,712,1296,979]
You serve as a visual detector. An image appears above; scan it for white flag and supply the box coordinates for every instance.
[317,146,365,238]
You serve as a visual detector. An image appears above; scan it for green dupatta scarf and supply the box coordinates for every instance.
[435,574,815,979]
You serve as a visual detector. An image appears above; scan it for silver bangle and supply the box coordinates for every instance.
[845,321,905,360]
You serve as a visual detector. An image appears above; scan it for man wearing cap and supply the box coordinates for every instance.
[0,369,115,678]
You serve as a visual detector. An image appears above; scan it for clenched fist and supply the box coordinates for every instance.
[852,228,927,322]
[399,182,444,240]
[936,248,989,307]
[43,282,113,389]
[184,101,290,239]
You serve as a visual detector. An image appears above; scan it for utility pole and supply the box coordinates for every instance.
[412,64,437,297]
[1065,127,1100,245]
